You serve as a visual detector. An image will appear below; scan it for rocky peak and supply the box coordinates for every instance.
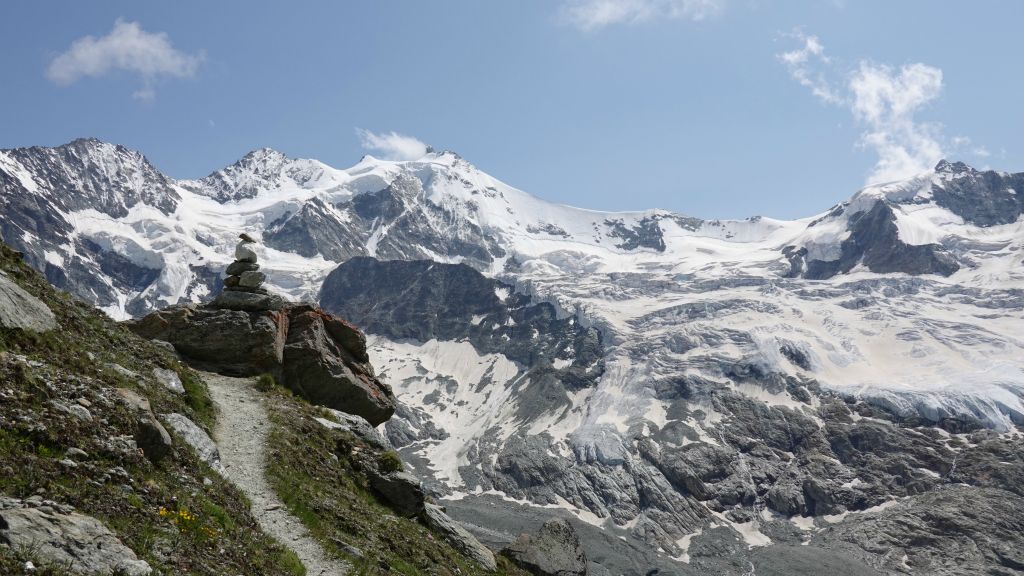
[934,159,974,175]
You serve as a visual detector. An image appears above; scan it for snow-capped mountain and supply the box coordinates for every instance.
[2,139,1023,574]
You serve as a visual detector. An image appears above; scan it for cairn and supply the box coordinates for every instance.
[223,233,268,294]
[209,233,285,311]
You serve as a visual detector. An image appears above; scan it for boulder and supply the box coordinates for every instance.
[0,497,152,575]
[161,413,224,473]
[0,273,56,332]
[152,368,185,394]
[503,518,588,576]
[114,389,172,463]
[282,305,394,425]
[368,470,424,516]
[422,504,497,570]
[226,260,260,276]
[127,302,395,426]
[126,305,288,376]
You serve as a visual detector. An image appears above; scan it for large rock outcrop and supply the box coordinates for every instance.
[126,301,395,426]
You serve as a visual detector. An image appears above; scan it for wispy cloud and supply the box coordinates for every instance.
[47,19,203,101]
[777,31,972,184]
[559,0,724,31]
[356,129,429,161]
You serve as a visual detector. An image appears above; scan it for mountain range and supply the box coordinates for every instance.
[2,138,1023,575]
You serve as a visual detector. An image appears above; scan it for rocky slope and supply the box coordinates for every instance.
[3,139,1024,574]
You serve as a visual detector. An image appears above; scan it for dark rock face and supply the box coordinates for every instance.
[502,518,588,576]
[264,197,369,261]
[788,200,960,279]
[126,301,395,425]
[283,305,392,425]
[604,216,666,252]
[932,160,1024,226]
[265,174,506,269]
[321,257,603,386]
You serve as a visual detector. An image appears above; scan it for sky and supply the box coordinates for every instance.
[1,1,1021,219]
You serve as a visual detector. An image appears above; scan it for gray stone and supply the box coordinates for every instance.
[210,290,286,312]
[235,241,258,263]
[423,503,497,570]
[115,389,172,462]
[316,408,392,450]
[49,400,92,422]
[152,368,185,394]
[161,413,224,473]
[226,260,260,276]
[0,497,152,575]
[503,518,588,576]
[0,274,56,332]
[238,270,266,288]
[368,470,424,517]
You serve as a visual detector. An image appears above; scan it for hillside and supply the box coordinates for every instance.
[0,242,535,575]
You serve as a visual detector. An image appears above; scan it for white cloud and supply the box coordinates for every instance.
[356,129,429,161]
[559,0,724,31]
[47,19,203,100]
[778,32,960,184]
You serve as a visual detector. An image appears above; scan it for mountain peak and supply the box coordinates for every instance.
[935,159,974,174]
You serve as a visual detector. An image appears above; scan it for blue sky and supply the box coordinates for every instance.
[1,1,1021,219]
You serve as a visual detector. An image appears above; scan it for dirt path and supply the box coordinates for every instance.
[203,371,350,576]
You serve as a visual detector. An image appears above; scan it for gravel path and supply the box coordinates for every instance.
[203,371,350,576]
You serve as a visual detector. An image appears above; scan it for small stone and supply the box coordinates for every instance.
[226,261,260,276]
[66,447,89,459]
[76,398,92,408]
[235,242,258,263]
[238,270,266,288]
[58,459,78,468]
[223,275,241,288]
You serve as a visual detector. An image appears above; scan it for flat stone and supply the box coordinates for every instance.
[210,290,286,312]
[226,260,260,276]
[238,270,266,288]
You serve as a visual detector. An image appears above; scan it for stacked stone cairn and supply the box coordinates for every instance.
[223,234,267,294]
[210,233,285,311]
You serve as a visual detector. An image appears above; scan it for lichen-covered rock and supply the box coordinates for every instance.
[503,518,588,576]
[0,497,152,575]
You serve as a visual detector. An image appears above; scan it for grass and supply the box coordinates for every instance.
[263,387,531,576]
